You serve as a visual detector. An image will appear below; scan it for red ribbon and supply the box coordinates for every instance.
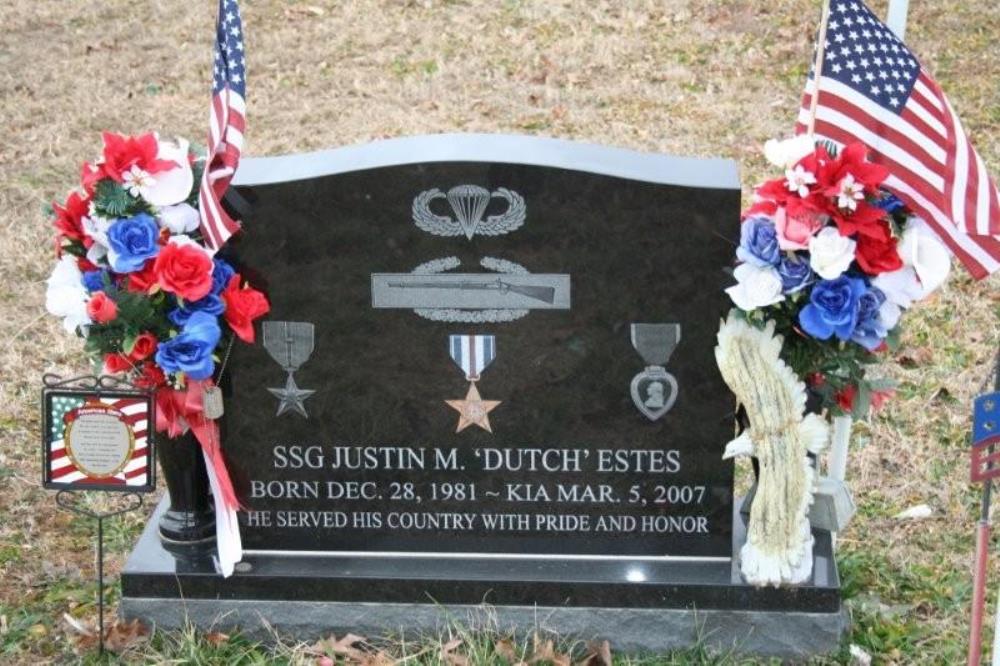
[155,379,242,511]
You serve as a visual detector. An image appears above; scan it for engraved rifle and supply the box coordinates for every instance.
[388,278,556,304]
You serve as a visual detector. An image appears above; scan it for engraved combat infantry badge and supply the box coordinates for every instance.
[629,323,681,421]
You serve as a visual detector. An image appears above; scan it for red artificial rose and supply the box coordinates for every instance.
[86,291,118,323]
[154,241,213,301]
[103,352,134,374]
[98,132,177,183]
[835,385,857,412]
[77,257,99,273]
[129,332,158,361]
[222,275,271,343]
[855,221,903,275]
[52,191,90,246]
[134,362,167,390]
[126,258,160,294]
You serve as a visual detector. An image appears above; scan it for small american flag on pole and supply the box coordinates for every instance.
[198,0,246,253]
[796,0,1000,279]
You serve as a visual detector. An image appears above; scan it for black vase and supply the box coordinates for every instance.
[157,431,216,543]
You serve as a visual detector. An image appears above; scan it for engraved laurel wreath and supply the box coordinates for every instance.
[412,185,526,240]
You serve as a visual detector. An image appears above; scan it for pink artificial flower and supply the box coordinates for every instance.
[774,207,825,250]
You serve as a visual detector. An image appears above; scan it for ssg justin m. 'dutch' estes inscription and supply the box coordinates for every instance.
[222,135,739,559]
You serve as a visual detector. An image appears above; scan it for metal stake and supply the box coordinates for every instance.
[56,491,143,655]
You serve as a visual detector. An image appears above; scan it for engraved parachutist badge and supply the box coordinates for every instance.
[412,185,525,240]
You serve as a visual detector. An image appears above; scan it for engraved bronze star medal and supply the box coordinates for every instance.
[629,323,680,421]
[263,321,316,418]
[445,334,501,433]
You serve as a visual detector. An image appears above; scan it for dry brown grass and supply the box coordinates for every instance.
[0,0,998,663]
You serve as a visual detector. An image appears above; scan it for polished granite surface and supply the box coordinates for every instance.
[122,498,841,613]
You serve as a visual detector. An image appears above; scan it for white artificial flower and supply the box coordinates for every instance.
[873,266,924,309]
[835,174,865,211]
[45,256,91,334]
[784,164,817,198]
[898,217,951,296]
[122,165,156,199]
[764,135,815,169]
[82,214,113,248]
[808,227,857,279]
[167,233,211,256]
[879,299,902,329]
[725,263,785,311]
[158,203,201,234]
[142,136,194,208]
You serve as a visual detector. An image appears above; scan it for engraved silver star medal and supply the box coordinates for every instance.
[445,334,501,433]
[263,321,316,418]
[629,323,681,421]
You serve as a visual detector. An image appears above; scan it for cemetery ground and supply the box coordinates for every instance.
[0,0,998,663]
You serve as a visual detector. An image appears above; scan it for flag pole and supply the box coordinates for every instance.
[807,0,833,137]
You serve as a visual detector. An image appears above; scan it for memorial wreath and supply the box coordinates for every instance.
[44,131,268,571]
[726,136,951,418]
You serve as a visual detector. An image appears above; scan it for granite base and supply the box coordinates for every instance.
[120,498,848,658]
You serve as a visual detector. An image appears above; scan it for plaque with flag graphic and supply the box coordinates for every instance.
[971,391,1000,483]
[42,386,155,493]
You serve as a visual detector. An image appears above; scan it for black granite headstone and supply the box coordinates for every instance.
[122,136,845,657]
[222,135,737,559]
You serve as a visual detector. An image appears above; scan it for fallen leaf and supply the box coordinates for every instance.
[849,643,873,665]
[103,618,150,653]
[894,504,933,520]
[360,650,396,666]
[61,612,94,637]
[312,634,369,662]
[495,638,525,665]
[575,640,612,666]
[528,633,571,666]
[896,347,933,367]
[204,631,230,646]
[441,637,468,666]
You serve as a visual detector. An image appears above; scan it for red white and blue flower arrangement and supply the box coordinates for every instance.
[44,132,269,572]
[727,136,951,417]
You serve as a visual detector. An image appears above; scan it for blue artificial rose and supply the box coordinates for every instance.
[851,286,889,351]
[798,275,867,341]
[736,216,781,267]
[106,213,160,273]
[81,269,107,293]
[155,311,221,380]
[776,255,815,294]
[210,258,236,295]
[876,192,906,213]
[168,293,226,327]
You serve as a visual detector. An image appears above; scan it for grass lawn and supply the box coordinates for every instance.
[0,0,998,663]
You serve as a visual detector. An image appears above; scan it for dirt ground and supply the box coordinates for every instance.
[0,0,998,663]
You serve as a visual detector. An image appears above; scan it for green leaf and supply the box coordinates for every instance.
[93,179,142,218]
[853,382,872,420]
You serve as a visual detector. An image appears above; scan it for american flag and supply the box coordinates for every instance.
[48,396,150,487]
[198,0,246,253]
[796,1,1000,279]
